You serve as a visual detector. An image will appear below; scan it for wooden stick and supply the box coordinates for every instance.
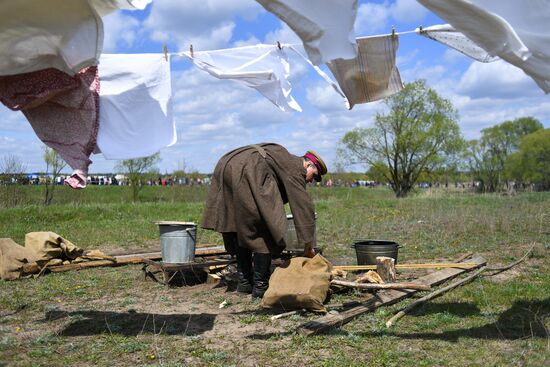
[270,310,299,320]
[455,252,474,263]
[331,279,431,291]
[485,243,535,274]
[385,266,486,328]
[333,263,479,271]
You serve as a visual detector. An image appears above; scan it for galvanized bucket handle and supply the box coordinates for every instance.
[351,242,402,248]
[185,227,196,242]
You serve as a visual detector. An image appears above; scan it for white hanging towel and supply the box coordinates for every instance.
[96,54,176,160]
[0,0,151,76]
[326,35,404,109]
[417,24,499,63]
[255,0,358,65]
[184,44,302,112]
[417,0,550,93]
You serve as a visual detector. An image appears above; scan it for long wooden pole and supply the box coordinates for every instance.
[333,263,479,271]
[331,279,431,291]
[385,267,486,328]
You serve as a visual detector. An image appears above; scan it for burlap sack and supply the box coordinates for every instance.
[25,232,83,263]
[0,238,40,280]
[261,254,333,312]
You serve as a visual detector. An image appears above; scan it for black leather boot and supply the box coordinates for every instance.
[235,246,253,293]
[252,253,272,299]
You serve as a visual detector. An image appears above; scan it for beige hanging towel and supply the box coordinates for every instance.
[327,35,404,109]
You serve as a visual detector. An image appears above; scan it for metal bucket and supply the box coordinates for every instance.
[352,240,399,265]
[284,213,316,252]
[156,221,197,263]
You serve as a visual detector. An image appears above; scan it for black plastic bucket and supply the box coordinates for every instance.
[352,240,399,265]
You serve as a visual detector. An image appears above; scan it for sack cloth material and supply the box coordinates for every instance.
[0,232,83,280]
[262,254,333,312]
[25,232,83,264]
[327,35,404,109]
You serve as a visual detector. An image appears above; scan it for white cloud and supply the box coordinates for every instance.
[264,22,302,45]
[102,12,141,52]
[143,0,263,51]
[457,61,543,99]
[356,1,429,36]
[306,82,348,112]
[355,2,391,35]
[390,0,429,24]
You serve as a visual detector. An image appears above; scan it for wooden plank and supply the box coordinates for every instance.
[142,258,234,271]
[298,255,486,336]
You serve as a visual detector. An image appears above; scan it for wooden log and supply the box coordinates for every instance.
[298,255,486,336]
[331,279,431,291]
[376,256,396,282]
[332,263,479,271]
[385,266,487,328]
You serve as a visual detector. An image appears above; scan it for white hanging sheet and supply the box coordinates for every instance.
[417,24,498,63]
[326,35,404,109]
[255,0,358,65]
[0,0,151,76]
[182,44,302,112]
[417,0,550,93]
[96,54,176,160]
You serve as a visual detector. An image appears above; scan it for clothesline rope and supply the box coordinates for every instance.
[172,28,421,58]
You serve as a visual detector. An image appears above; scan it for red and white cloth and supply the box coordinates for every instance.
[0,67,100,189]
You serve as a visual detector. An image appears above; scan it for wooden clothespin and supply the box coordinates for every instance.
[190,44,194,58]
[163,45,168,61]
[391,25,396,39]
[419,25,424,34]
[277,41,282,50]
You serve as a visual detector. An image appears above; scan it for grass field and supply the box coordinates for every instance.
[0,186,548,366]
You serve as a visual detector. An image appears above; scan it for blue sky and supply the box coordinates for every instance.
[1,0,549,174]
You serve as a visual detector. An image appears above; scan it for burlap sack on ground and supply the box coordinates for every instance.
[0,238,40,280]
[261,254,333,312]
[25,232,83,264]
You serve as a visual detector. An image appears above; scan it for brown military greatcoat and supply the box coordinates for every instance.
[201,143,316,255]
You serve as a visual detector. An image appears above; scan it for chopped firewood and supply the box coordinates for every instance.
[356,270,384,284]
[331,269,348,278]
[376,256,396,282]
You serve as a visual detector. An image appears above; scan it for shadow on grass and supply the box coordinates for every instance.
[409,301,481,317]
[247,297,549,341]
[45,309,215,336]
[362,297,549,342]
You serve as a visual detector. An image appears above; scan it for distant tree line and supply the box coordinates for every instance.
[338,80,549,197]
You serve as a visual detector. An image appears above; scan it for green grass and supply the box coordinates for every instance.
[0,186,548,366]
